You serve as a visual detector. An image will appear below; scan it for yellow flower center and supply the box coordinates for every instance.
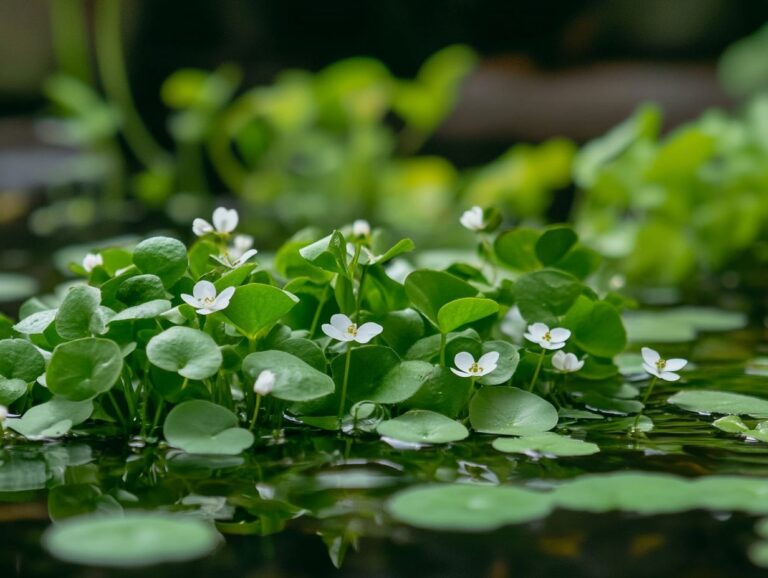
[346,324,358,337]
[469,362,482,374]
[202,296,216,305]
[543,331,552,342]
[656,359,667,371]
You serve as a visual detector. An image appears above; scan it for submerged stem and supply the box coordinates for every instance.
[337,345,353,429]
[528,349,546,392]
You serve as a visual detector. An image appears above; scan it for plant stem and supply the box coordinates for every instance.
[150,394,164,436]
[309,285,330,338]
[249,394,262,431]
[528,349,546,392]
[49,0,92,83]
[337,345,353,428]
[107,390,128,431]
[633,376,659,432]
[355,265,368,319]
[439,332,447,366]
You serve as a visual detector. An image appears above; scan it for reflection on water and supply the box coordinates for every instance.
[3,349,768,576]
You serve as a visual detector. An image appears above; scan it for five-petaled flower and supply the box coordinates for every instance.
[321,313,383,344]
[352,219,371,238]
[460,206,485,231]
[551,351,584,373]
[641,347,687,382]
[193,207,239,237]
[451,351,499,378]
[82,253,103,273]
[524,323,571,350]
[181,281,235,315]
[253,370,276,396]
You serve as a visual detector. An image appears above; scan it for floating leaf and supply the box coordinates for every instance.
[147,327,222,380]
[47,338,123,401]
[164,400,254,454]
[623,307,748,343]
[377,410,468,444]
[5,398,93,439]
[43,513,221,567]
[469,387,558,435]
[242,350,335,402]
[668,390,768,418]
[492,433,599,457]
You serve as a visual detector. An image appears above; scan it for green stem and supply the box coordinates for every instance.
[93,0,169,168]
[107,390,128,431]
[49,0,92,83]
[309,285,331,338]
[355,265,368,319]
[337,345,353,428]
[528,349,546,392]
[439,332,447,366]
[633,376,659,432]
[150,394,164,436]
[249,394,262,431]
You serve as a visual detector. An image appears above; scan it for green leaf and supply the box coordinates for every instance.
[5,397,93,439]
[712,415,749,433]
[133,236,188,287]
[0,338,45,382]
[163,400,254,454]
[377,410,469,443]
[47,338,123,401]
[147,327,222,380]
[115,275,168,306]
[469,387,558,435]
[110,299,172,323]
[513,269,581,323]
[492,433,599,457]
[478,340,519,385]
[222,283,299,339]
[493,228,541,271]
[0,378,27,405]
[55,285,101,340]
[535,226,578,266]
[387,484,553,531]
[623,307,748,344]
[242,350,335,402]
[365,360,433,404]
[437,297,499,334]
[402,366,473,418]
[13,309,57,335]
[668,390,768,418]
[564,296,627,357]
[404,269,477,326]
[298,231,347,273]
[42,513,221,567]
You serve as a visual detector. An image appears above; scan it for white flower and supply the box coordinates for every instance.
[229,235,254,259]
[321,313,383,344]
[82,253,103,273]
[352,219,371,237]
[460,206,485,231]
[641,347,687,382]
[181,281,236,315]
[0,405,7,421]
[385,258,413,284]
[551,351,584,373]
[450,351,499,378]
[524,322,571,350]
[192,207,239,236]
[253,370,276,396]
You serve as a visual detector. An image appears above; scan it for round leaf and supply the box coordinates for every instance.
[242,350,335,402]
[377,410,468,443]
[437,297,499,334]
[478,340,519,385]
[4,397,93,439]
[494,228,541,271]
[163,400,254,455]
[222,284,299,339]
[469,386,558,435]
[564,296,627,358]
[147,327,222,380]
[513,269,581,323]
[133,236,188,287]
[110,299,172,322]
[535,226,578,265]
[47,338,123,401]
[404,270,477,326]
[492,433,599,457]
[55,285,101,340]
[668,390,768,418]
[0,338,45,382]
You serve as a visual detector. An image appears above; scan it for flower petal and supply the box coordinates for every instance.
[541,341,566,350]
[450,368,472,378]
[330,313,353,333]
[213,207,238,233]
[181,293,200,308]
[354,322,383,344]
[454,352,475,373]
[660,371,680,382]
[193,280,216,300]
[527,323,549,339]
[196,307,216,315]
[641,347,660,365]
[551,350,566,371]
[321,323,348,342]
[214,286,236,310]
[192,218,214,236]
[642,363,661,378]
[478,351,500,368]
[549,328,571,343]
[664,358,687,372]
[234,249,258,265]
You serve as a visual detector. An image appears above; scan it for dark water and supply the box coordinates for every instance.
[3,338,768,577]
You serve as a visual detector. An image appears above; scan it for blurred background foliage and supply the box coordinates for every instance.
[2,0,768,298]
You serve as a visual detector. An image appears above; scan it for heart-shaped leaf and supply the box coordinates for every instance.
[242,350,335,402]
[222,284,299,339]
[163,400,254,455]
[469,386,558,435]
[47,338,123,401]
[5,397,93,439]
[147,327,222,380]
[377,410,468,443]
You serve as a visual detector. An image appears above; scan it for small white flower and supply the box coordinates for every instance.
[551,351,584,373]
[385,258,413,284]
[229,235,254,259]
[450,351,499,378]
[641,347,687,382]
[321,313,383,344]
[192,207,239,237]
[82,253,103,273]
[0,405,7,421]
[253,370,276,396]
[524,322,571,350]
[181,281,236,315]
[460,206,485,231]
[352,219,371,238]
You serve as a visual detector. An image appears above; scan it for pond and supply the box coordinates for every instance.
[3,325,768,577]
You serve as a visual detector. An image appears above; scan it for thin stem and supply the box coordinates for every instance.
[150,394,164,436]
[633,376,659,432]
[107,390,128,430]
[337,345,353,428]
[309,284,330,338]
[249,394,262,431]
[528,349,546,392]
[355,265,368,320]
[439,332,447,366]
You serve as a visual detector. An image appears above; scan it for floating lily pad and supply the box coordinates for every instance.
[469,387,558,435]
[492,433,600,457]
[623,307,748,343]
[377,410,469,444]
[43,513,221,567]
[163,400,254,455]
[668,390,768,418]
[5,398,93,439]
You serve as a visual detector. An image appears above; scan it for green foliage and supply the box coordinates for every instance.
[47,338,123,401]
[469,387,558,435]
[242,350,334,402]
[377,410,469,444]
[163,400,254,455]
[147,327,222,380]
[668,391,768,418]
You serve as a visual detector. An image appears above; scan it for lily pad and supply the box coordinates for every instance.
[492,433,600,457]
[42,513,221,567]
[668,390,768,418]
[377,410,469,444]
[469,387,558,435]
[5,398,93,439]
[163,400,254,455]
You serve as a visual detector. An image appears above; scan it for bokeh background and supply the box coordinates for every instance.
[2,0,768,310]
